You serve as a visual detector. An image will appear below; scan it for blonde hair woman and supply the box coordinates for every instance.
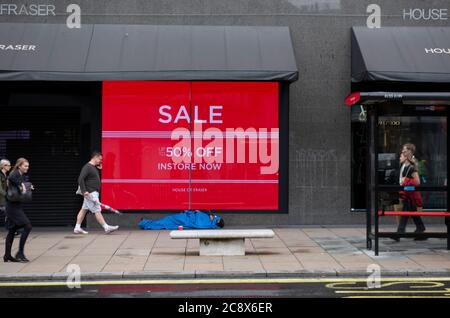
[396,144,426,240]
[3,158,33,262]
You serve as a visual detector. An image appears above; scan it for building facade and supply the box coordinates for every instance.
[1,0,449,227]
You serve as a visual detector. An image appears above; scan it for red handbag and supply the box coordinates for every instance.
[399,177,423,208]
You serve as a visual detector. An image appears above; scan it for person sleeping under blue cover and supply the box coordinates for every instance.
[139,210,224,230]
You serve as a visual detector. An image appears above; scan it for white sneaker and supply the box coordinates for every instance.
[105,225,119,234]
[74,228,88,235]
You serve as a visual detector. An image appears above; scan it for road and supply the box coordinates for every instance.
[1,277,450,298]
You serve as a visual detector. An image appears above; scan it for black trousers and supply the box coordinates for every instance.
[397,199,425,233]
[4,223,32,257]
[0,206,5,221]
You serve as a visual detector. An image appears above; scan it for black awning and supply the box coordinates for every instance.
[0,23,298,82]
[351,27,450,83]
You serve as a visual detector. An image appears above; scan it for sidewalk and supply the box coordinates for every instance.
[1,226,450,281]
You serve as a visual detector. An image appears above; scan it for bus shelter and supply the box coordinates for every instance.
[346,27,450,255]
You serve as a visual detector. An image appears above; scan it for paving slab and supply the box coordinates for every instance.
[1,226,450,280]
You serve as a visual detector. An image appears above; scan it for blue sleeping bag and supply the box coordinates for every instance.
[139,210,222,230]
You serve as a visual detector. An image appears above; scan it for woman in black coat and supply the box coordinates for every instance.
[3,158,33,263]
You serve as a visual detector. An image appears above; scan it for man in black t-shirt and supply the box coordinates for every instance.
[73,151,119,235]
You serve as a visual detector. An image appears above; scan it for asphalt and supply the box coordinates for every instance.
[1,277,450,298]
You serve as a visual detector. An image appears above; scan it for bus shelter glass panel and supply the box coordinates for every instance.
[377,116,447,210]
[377,116,447,186]
[378,191,447,213]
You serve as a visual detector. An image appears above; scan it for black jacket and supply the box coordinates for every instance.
[0,171,7,206]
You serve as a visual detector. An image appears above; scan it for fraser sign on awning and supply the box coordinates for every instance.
[101,81,280,210]
[0,44,36,51]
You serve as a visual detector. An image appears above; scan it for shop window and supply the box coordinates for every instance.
[102,81,284,212]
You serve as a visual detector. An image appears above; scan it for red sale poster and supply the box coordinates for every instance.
[102,81,279,210]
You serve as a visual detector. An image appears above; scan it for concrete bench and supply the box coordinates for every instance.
[170,229,275,256]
